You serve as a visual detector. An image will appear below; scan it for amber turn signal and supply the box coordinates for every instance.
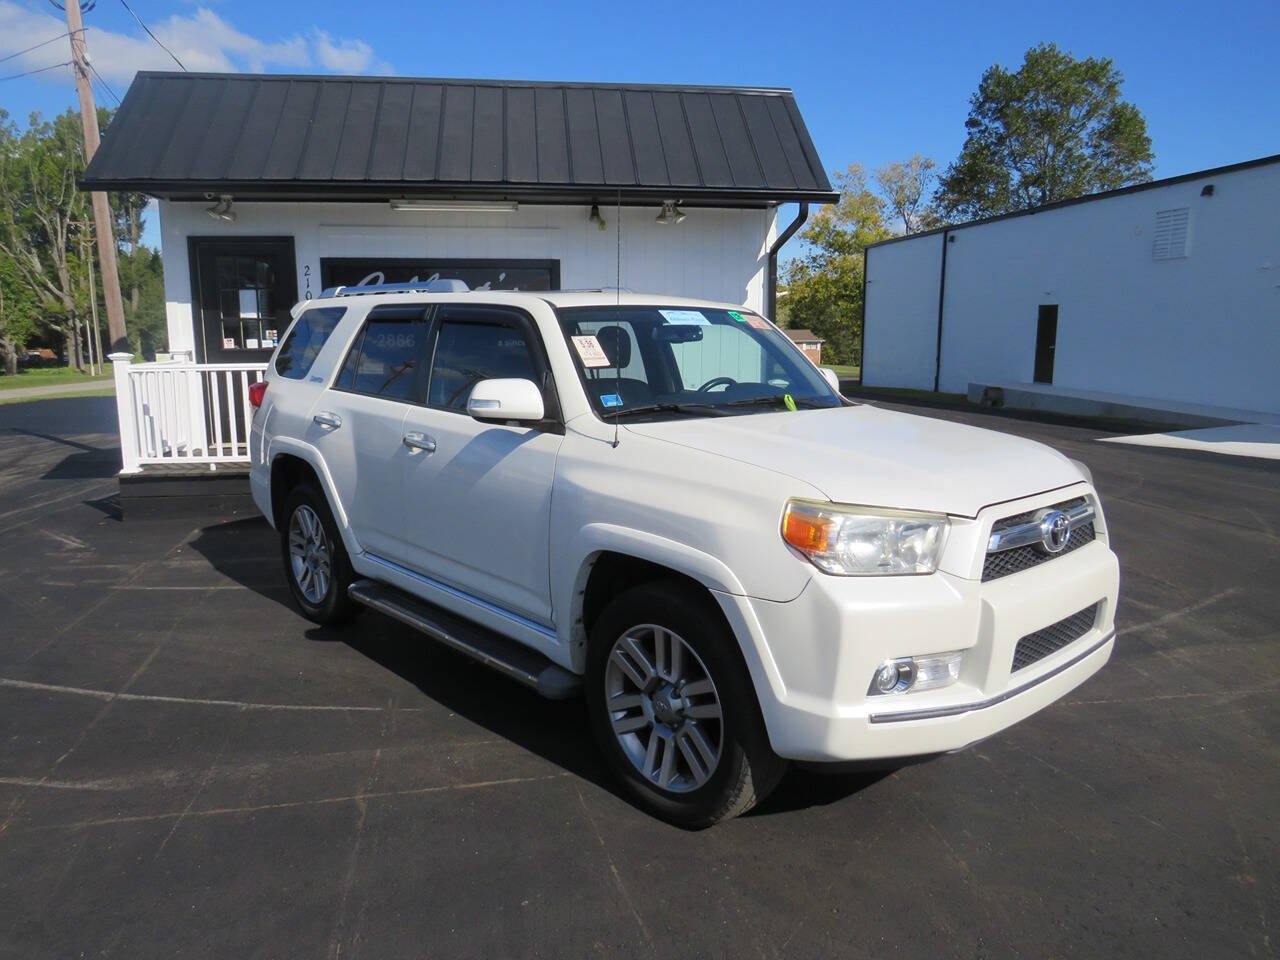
[782,507,832,554]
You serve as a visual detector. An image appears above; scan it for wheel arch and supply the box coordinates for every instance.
[563,523,750,674]
[266,440,359,556]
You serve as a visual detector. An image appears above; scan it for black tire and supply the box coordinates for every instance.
[279,483,356,625]
[586,581,787,828]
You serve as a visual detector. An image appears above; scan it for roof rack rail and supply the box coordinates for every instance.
[319,280,470,298]
[553,286,634,294]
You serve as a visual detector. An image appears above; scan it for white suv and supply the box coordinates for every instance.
[249,285,1119,826]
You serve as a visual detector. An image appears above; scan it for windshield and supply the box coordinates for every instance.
[555,305,842,419]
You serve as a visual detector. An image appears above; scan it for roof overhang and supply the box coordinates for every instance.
[77,179,838,207]
[80,72,839,208]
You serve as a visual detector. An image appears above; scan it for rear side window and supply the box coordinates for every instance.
[335,306,431,401]
[428,314,540,411]
[274,307,346,380]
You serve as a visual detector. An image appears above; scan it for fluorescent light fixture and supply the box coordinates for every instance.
[389,199,518,213]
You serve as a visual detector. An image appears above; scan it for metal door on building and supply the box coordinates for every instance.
[190,237,298,453]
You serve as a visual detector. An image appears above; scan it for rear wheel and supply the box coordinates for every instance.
[586,582,786,828]
[280,484,355,624]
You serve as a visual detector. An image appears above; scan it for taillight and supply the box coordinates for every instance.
[248,380,268,409]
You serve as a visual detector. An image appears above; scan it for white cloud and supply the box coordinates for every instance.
[312,30,391,75]
[0,2,391,88]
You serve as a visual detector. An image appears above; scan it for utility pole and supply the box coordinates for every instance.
[63,0,128,354]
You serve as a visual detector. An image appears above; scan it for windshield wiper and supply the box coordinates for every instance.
[716,394,827,410]
[606,402,729,419]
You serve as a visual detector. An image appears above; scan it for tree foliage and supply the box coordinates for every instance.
[875,154,941,235]
[935,43,1154,221]
[779,164,890,365]
[0,106,162,372]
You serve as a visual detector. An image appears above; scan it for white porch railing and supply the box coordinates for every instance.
[109,353,268,474]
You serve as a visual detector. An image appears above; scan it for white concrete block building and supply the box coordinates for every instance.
[862,155,1280,415]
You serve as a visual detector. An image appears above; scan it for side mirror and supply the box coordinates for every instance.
[819,367,842,393]
[466,378,545,423]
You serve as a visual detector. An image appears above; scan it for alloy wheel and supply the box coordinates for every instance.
[288,504,331,604]
[604,624,724,793]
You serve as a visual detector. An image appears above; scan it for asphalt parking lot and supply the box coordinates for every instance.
[1,395,1276,959]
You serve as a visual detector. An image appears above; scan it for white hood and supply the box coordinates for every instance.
[624,404,1084,518]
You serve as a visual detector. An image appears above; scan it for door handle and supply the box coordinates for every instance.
[403,431,437,453]
[313,412,342,429]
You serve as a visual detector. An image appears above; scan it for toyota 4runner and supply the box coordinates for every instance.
[249,284,1120,827]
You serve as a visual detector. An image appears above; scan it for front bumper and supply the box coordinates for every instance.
[716,486,1120,762]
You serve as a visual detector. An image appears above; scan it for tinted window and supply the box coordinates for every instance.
[274,307,345,379]
[337,313,430,401]
[428,317,539,411]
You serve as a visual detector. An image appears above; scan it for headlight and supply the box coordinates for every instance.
[781,500,949,575]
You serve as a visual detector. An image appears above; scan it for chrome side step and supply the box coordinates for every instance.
[347,579,581,699]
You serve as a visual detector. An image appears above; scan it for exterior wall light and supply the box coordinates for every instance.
[656,200,687,225]
[589,203,608,231]
[205,194,236,222]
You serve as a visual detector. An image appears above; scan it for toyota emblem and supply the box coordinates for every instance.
[1038,510,1072,554]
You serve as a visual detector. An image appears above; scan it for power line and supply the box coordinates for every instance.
[0,60,73,82]
[85,57,120,104]
[117,0,185,71]
[0,30,74,64]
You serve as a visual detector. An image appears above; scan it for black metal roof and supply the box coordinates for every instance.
[81,72,837,206]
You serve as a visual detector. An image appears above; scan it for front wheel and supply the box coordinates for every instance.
[280,484,355,625]
[586,582,787,828]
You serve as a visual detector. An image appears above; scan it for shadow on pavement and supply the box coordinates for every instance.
[188,516,884,821]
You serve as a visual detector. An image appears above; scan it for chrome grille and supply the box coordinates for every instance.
[983,496,1095,581]
[1012,603,1100,671]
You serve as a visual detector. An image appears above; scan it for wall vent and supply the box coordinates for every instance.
[1153,208,1191,259]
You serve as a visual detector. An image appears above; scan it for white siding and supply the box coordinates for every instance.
[862,160,1280,413]
[159,201,775,357]
[863,233,945,389]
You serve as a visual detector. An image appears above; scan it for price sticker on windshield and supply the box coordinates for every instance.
[571,335,612,368]
[658,309,709,325]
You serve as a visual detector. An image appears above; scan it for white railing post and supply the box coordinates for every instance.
[108,352,141,475]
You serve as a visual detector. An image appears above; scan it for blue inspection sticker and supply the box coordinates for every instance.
[601,393,624,408]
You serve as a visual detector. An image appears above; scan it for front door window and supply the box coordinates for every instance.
[192,238,297,364]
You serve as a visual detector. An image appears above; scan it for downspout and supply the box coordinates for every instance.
[766,202,809,321]
[933,229,950,392]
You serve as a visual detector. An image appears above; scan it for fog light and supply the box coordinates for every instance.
[870,658,916,695]
[868,651,964,696]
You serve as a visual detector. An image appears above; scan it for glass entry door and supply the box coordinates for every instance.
[191,237,297,454]
[192,237,297,363]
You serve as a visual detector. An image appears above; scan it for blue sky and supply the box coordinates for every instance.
[2,0,1277,249]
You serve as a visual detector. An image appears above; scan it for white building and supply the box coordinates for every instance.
[862,155,1280,416]
[83,72,835,367]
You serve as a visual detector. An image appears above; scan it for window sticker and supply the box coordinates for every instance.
[571,335,612,368]
[601,393,624,408]
[744,314,771,330]
[658,309,709,326]
[727,310,746,323]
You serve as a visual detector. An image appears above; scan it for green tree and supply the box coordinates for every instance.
[0,109,93,368]
[935,43,1154,221]
[779,164,890,365]
[875,154,941,234]
[0,107,164,368]
[0,250,40,375]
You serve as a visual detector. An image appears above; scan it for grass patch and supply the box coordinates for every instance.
[0,367,113,391]
[0,385,115,406]
[826,364,861,379]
